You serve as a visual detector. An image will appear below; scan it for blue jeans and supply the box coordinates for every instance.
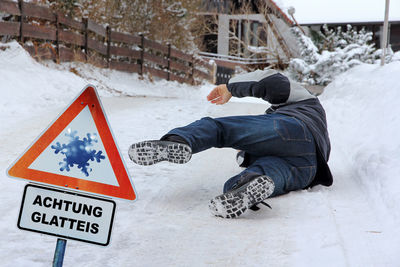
[165,114,317,197]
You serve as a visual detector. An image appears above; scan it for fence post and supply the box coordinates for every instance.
[55,12,60,63]
[18,0,24,43]
[140,34,144,76]
[167,43,171,81]
[212,61,217,85]
[191,55,195,85]
[83,18,88,62]
[106,26,111,68]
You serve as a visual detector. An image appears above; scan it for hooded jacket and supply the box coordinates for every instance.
[227,69,333,187]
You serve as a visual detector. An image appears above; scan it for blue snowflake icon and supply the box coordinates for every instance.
[51,130,106,176]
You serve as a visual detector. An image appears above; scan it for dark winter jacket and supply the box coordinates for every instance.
[227,69,333,187]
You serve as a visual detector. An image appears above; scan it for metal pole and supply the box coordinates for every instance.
[52,238,67,267]
[381,0,390,66]
[238,19,241,57]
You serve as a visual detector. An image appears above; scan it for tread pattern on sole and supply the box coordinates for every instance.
[209,175,274,219]
[128,140,192,166]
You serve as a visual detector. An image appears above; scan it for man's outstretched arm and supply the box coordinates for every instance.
[226,69,316,105]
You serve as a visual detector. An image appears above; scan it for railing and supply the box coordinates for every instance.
[0,0,216,85]
[198,51,280,65]
[198,51,286,84]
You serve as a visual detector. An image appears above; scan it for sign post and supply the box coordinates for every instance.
[53,239,67,267]
[7,85,136,265]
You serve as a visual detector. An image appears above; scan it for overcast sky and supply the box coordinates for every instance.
[275,0,400,24]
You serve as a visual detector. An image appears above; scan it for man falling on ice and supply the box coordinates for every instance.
[129,69,333,218]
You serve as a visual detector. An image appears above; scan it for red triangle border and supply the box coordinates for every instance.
[7,86,136,201]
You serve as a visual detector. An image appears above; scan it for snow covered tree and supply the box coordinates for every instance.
[288,25,387,85]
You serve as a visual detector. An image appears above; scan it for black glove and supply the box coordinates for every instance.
[236,151,250,168]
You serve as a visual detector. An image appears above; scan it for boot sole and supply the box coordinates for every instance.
[209,175,274,219]
[128,140,192,166]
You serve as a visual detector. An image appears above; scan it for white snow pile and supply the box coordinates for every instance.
[0,42,85,121]
[0,41,211,127]
[321,61,400,221]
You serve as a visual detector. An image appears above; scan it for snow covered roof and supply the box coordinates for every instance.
[273,0,400,25]
[268,0,294,26]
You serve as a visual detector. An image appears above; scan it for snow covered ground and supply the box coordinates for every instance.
[1,41,400,266]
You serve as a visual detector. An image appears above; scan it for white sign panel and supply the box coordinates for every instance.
[18,184,116,246]
[29,106,119,186]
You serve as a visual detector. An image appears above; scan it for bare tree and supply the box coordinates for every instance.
[43,0,204,51]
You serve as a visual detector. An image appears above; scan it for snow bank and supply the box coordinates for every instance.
[0,42,86,120]
[0,41,263,130]
[0,41,214,132]
[0,41,208,110]
[321,61,400,221]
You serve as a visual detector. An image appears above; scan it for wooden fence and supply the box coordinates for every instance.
[0,0,215,84]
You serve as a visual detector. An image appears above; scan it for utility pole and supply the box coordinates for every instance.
[381,0,390,66]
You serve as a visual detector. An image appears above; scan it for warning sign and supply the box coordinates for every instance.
[7,85,136,201]
[18,184,115,246]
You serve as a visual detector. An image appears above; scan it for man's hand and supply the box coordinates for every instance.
[207,84,232,105]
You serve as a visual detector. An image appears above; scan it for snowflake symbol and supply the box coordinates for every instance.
[51,130,106,176]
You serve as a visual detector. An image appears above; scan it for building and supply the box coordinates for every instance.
[200,0,300,83]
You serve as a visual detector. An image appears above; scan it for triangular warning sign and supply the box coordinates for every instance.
[7,85,136,201]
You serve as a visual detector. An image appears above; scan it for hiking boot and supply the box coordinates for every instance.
[209,174,275,218]
[128,140,192,166]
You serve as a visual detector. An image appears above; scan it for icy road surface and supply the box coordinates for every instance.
[1,96,398,267]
